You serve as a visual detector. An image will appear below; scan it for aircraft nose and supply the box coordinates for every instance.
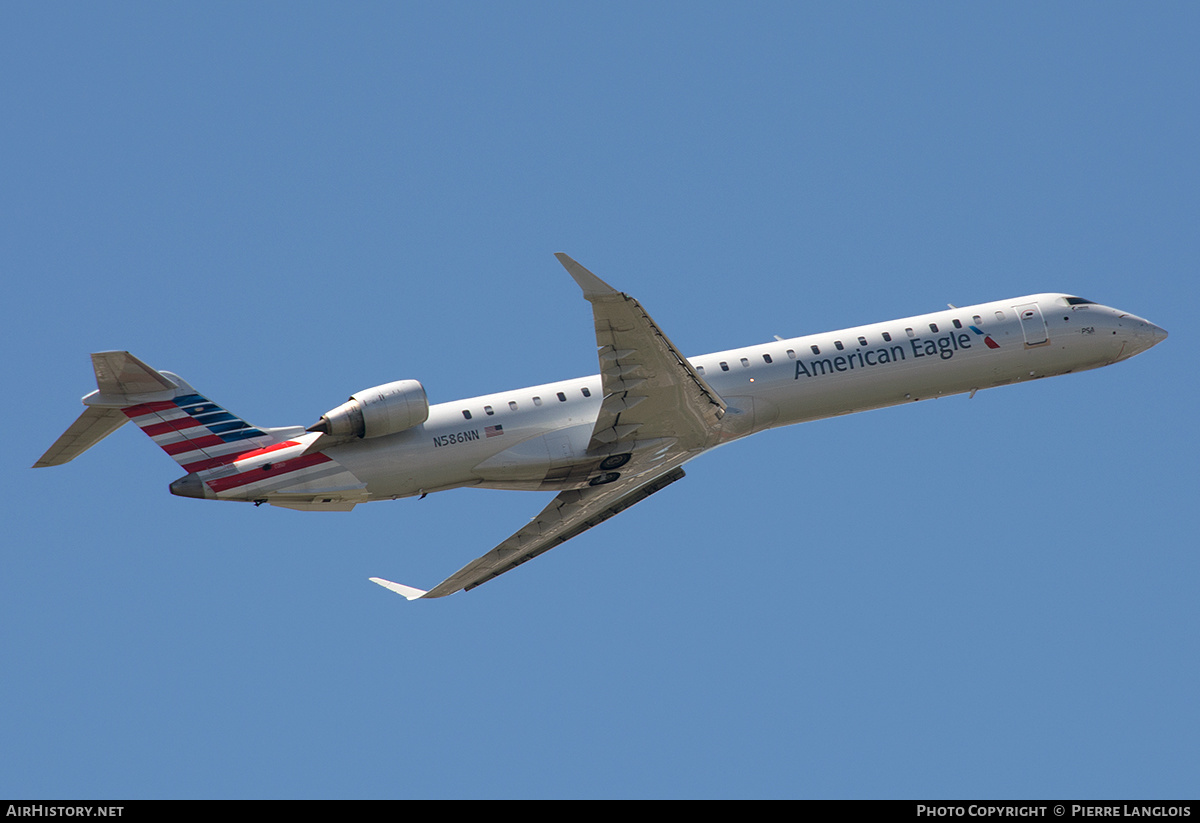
[1119,317,1167,358]
[1135,320,1168,347]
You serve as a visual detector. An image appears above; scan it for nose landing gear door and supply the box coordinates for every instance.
[1014,302,1049,347]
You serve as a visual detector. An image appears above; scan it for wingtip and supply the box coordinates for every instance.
[554,253,616,297]
[369,577,428,600]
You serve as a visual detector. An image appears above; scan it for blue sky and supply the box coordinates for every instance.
[3,3,1197,799]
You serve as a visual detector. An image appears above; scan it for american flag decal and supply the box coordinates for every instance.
[485,425,504,438]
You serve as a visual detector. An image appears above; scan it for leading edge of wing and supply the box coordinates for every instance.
[370,465,687,601]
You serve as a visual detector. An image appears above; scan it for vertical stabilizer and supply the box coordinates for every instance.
[35,351,278,471]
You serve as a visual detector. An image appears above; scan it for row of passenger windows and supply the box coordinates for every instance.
[693,312,1003,374]
[461,386,592,419]
[461,311,1013,412]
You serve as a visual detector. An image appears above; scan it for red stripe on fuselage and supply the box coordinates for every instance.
[183,455,241,473]
[235,441,299,460]
[182,441,299,473]
[205,453,332,494]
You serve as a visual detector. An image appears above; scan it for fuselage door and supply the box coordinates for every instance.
[1014,302,1049,347]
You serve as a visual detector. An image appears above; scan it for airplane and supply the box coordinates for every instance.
[35,254,1167,600]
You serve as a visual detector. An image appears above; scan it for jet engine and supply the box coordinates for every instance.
[307,379,429,439]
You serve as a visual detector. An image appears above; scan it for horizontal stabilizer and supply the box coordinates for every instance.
[368,577,429,600]
[91,351,177,396]
[34,406,129,467]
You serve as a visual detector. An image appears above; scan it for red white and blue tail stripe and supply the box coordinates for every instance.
[121,392,277,473]
[126,381,365,506]
[35,351,367,510]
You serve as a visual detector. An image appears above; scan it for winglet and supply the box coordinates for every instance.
[369,577,429,600]
[555,253,618,299]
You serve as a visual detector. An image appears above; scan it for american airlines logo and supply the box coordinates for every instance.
[970,325,1001,349]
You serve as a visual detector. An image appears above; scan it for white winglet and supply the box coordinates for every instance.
[369,577,428,600]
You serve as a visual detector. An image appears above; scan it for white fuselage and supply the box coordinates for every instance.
[309,293,1163,503]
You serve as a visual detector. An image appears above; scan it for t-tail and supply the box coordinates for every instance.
[35,351,278,470]
[35,352,366,511]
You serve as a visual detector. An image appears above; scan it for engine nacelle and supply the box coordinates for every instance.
[308,379,429,439]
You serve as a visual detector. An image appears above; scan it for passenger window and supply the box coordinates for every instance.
[995,311,1005,321]
[720,362,729,371]
[533,396,542,406]
[810,345,820,355]
[556,392,566,402]
[581,387,591,397]
[857,336,868,347]
[740,358,749,368]
[834,340,844,351]
[929,323,939,333]
[906,328,915,338]
[462,410,472,420]
[696,365,706,375]
[787,350,795,359]
[484,405,494,416]
[973,315,982,325]
[508,401,518,411]
[882,332,892,342]
[762,354,772,364]
[952,319,962,329]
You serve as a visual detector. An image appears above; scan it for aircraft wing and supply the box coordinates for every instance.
[555,253,726,452]
[371,255,727,600]
[371,464,688,599]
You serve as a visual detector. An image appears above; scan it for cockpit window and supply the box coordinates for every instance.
[1064,297,1096,305]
